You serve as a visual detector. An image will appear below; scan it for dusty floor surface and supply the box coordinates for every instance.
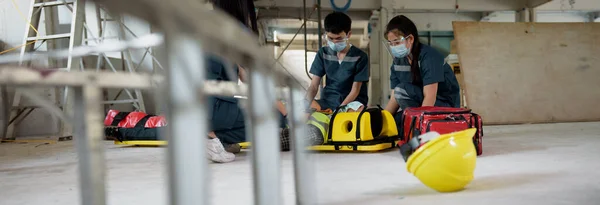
[1,122,600,205]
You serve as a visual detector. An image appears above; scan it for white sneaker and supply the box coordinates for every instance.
[206,137,235,163]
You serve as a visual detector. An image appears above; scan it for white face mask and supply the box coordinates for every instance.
[327,40,347,52]
[390,44,410,58]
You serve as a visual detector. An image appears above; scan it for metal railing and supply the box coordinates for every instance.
[0,0,317,204]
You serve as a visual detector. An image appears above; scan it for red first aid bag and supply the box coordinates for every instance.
[399,106,483,156]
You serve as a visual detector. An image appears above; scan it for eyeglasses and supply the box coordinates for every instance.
[323,35,348,43]
[386,35,411,46]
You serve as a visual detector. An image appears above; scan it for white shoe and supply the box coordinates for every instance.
[206,137,235,163]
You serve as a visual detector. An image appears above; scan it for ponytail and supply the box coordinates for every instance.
[385,15,422,84]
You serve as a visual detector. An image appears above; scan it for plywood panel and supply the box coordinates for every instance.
[452,22,600,125]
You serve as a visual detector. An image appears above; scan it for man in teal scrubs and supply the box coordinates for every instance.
[305,12,370,112]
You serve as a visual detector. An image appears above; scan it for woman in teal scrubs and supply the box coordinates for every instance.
[383,15,461,115]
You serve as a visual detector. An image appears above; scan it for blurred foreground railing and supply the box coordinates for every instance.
[0,0,317,204]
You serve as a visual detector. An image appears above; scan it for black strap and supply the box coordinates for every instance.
[405,116,417,142]
[110,112,131,126]
[354,108,369,141]
[471,113,483,154]
[399,134,422,162]
[367,108,384,138]
[326,105,346,143]
[473,113,483,136]
[134,115,156,128]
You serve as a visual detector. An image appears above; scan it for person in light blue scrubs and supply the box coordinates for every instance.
[306,12,370,113]
[383,15,461,116]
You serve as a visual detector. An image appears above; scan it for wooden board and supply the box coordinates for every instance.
[452,22,600,124]
[450,40,458,54]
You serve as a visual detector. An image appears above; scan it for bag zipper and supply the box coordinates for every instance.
[422,109,472,115]
[425,119,470,132]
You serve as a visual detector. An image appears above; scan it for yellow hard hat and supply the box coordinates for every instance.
[406,128,478,192]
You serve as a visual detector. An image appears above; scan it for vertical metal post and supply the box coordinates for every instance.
[247,64,282,205]
[428,32,432,46]
[303,0,308,75]
[62,0,87,139]
[317,0,322,48]
[117,15,146,112]
[288,86,317,205]
[73,85,106,205]
[164,34,209,205]
[316,0,324,91]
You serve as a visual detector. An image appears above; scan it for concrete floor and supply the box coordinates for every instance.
[1,122,600,205]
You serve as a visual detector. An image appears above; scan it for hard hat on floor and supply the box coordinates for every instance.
[406,128,478,192]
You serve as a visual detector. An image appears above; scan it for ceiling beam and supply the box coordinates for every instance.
[526,0,553,8]
[271,27,365,35]
[258,7,373,21]
[255,0,381,11]
[536,0,600,11]
[381,0,525,12]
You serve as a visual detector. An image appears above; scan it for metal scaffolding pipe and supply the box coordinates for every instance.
[317,0,322,48]
[0,0,318,205]
[163,32,210,205]
[72,85,106,205]
[247,65,283,205]
[303,0,309,79]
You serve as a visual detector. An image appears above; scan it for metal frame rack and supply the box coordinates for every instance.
[0,0,316,204]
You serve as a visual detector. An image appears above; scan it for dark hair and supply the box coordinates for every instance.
[324,12,352,34]
[385,15,421,84]
[211,0,259,35]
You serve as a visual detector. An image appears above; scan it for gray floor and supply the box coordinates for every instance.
[1,122,600,205]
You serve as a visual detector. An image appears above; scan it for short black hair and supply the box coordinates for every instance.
[324,12,352,34]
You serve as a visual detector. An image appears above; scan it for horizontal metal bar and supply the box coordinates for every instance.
[92,0,307,91]
[0,33,164,65]
[27,33,71,41]
[0,66,291,98]
[0,67,161,88]
[101,99,139,104]
[34,1,74,7]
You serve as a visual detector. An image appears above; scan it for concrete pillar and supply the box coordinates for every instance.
[589,12,599,22]
[516,7,536,22]
[528,8,537,22]
[368,11,381,106]
[516,8,530,22]
[379,9,392,107]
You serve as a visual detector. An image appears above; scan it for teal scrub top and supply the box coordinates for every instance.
[389,44,460,107]
[310,45,370,108]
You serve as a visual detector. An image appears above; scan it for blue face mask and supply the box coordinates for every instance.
[327,40,347,52]
[390,44,410,58]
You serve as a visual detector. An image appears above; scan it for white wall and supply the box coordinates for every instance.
[1,0,33,47]
[276,49,314,90]
[0,0,157,138]
[483,11,592,22]
[537,11,590,22]
[393,12,482,31]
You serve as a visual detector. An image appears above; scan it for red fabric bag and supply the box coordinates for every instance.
[104,109,167,128]
[399,106,483,156]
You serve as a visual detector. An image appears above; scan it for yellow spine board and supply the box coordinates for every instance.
[329,110,398,142]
